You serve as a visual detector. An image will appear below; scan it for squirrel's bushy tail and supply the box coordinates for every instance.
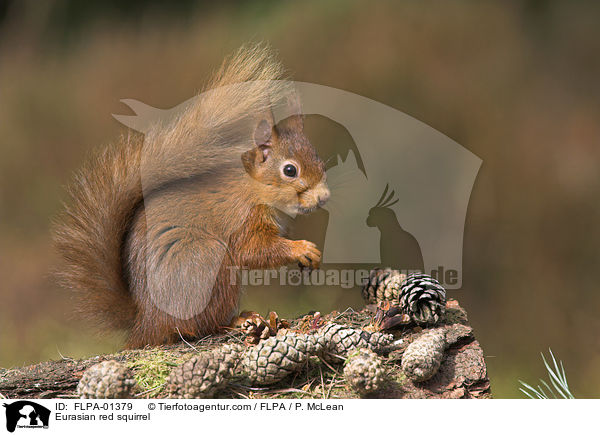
[54,139,144,330]
[53,44,291,332]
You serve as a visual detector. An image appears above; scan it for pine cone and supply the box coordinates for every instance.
[362,268,405,305]
[166,344,243,398]
[241,313,273,344]
[77,360,136,399]
[317,323,394,363]
[233,311,289,344]
[399,273,446,325]
[401,328,447,383]
[242,332,320,385]
[343,348,385,396]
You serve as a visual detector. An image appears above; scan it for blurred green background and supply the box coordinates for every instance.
[1,0,599,398]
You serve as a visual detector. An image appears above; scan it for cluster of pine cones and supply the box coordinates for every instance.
[78,323,398,399]
[78,269,450,399]
[362,269,446,325]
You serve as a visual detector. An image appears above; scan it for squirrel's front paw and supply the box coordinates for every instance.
[291,240,321,269]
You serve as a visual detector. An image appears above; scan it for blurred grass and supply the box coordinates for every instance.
[1,0,600,398]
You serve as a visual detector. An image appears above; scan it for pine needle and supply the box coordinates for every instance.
[518,348,575,399]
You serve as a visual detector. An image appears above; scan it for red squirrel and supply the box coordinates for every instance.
[54,45,330,348]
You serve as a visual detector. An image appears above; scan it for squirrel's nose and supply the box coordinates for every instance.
[317,190,330,207]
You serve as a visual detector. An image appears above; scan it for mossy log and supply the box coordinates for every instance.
[0,300,491,399]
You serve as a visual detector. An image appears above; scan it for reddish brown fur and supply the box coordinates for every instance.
[53,45,329,348]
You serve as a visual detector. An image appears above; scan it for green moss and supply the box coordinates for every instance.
[125,350,188,397]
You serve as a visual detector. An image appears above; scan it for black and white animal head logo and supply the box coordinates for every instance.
[3,401,50,432]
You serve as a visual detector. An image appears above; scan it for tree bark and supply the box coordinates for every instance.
[0,300,491,399]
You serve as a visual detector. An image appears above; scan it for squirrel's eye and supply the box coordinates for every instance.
[282,164,298,178]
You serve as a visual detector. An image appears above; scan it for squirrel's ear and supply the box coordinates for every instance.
[254,119,273,147]
[242,144,271,175]
[244,112,275,175]
[276,114,304,133]
[252,118,274,163]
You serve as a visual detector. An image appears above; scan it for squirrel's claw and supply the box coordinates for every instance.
[292,240,321,270]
